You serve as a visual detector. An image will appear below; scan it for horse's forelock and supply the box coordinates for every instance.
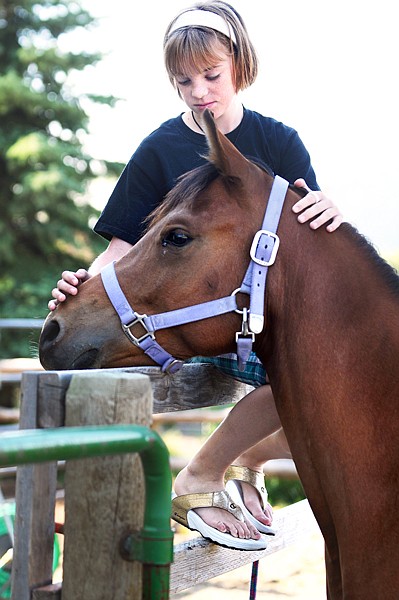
[144,164,219,231]
[145,158,249,233]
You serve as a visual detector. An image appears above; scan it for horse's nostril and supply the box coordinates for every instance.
[41,319,61,344]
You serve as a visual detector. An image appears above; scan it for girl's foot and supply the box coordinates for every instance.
[174,466,261,540]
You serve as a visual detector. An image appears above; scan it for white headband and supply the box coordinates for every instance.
[168,9,237,45]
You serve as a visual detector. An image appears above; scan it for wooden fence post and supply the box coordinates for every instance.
[11,372,58,600]
[61,372,153,600]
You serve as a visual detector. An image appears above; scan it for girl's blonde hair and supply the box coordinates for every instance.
[163,1,258,92]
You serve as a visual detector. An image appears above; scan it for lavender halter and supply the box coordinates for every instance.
[100,175,289,373]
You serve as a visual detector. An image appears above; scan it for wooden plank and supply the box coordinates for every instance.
[125,364,252,413]
[169,499,319,594]
[263,459,298,479]
[153,406,230,425]
[0,407,20,423]
[0,358,44,373]
[169,457,298,479]
[32,582,62,599]
[28,363,251,419]
[61,372,153,600]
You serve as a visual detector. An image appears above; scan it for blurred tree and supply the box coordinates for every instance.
[0,0,123,357]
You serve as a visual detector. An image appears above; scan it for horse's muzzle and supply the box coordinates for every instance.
[39,317,99,370]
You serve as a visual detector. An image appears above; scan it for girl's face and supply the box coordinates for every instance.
[175,45,237,121]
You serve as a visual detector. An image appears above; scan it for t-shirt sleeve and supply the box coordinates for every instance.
[278,129,320,191]
[93,145,169,246]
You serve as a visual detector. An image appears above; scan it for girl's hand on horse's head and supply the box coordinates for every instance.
[292,178,343,233]
[48,269,91,311]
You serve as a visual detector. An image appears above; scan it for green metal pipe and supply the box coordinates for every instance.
[0,425,174,599]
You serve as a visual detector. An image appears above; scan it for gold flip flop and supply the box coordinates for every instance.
[225,465,276,535]
[171,490,268,551]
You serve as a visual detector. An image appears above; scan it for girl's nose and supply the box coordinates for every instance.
[191,82,208,99]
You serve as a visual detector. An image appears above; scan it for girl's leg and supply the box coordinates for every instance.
[235,426,291,470]
[174,385,283,539]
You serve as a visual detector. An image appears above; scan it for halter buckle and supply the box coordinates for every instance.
[250,230,280,267]
[122,314,155,347]
[235,308,255,371]
[235,308,255,342]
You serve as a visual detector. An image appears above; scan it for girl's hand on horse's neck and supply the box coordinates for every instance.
[184,96,244,136]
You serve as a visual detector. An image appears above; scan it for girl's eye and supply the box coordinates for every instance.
[176,73,220,86]
[161,230,192,248]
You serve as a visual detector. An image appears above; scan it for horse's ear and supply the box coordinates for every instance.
[201,109,252,181]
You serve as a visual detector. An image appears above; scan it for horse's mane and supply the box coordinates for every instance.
[145,156,274,232]
[341,222,399,296]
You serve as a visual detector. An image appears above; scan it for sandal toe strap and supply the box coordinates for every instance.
[172,490,244,527]
[224,465,268,508]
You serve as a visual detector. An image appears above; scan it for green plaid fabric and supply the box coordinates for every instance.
[189,352,268,388]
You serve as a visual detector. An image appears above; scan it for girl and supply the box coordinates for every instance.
[49,1,342,549]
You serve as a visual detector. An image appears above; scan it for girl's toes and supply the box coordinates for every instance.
[215,520,228,533]
[247,522,261,539]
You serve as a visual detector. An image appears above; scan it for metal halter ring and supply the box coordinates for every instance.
[231,288,249,315]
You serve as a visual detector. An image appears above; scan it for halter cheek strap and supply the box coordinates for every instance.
[100,262,182,373]
[100,175,288,373]
[242,175,288,333]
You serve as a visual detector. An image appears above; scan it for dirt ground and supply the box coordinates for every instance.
[173,530,326,599]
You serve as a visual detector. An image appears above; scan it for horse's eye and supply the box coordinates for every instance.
[162,230,192,248]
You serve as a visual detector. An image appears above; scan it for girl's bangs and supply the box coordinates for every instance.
[166,30,230,78]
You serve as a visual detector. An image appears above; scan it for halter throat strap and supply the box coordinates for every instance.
[100,175,288,373]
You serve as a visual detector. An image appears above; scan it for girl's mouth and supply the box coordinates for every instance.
[195,102,215,111]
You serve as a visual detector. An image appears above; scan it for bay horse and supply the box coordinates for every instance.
[39,110,399,599]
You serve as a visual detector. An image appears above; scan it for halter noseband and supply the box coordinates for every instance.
[100,175,289,373]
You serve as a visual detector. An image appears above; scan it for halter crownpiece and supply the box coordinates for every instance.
[168,9,237,45]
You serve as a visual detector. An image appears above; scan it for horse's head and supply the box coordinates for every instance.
[39,110,282,370]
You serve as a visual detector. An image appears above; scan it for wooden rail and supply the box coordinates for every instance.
[0,319,44,388]
[9,365,317,599]
[0,319,44,330]
[0,318,45,423]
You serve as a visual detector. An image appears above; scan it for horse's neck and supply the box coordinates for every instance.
[259,220,399,383]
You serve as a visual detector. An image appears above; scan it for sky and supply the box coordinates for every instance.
[61,0,398,255]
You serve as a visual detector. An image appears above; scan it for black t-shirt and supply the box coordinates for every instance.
[94,107,319,245]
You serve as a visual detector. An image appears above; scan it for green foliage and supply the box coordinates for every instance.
[0,0,124,356]
[266,476,305,507]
